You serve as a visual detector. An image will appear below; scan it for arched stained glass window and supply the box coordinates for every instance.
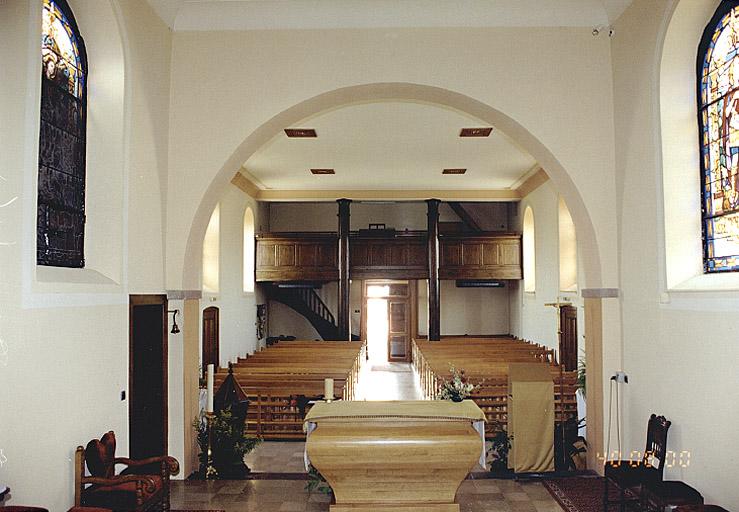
[37,0,87,267]
[699,2,739,273]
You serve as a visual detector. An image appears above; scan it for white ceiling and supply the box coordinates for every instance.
[146,0,635,31]
[242,101,537,191]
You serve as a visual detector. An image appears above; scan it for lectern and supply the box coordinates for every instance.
[304,400,485,512]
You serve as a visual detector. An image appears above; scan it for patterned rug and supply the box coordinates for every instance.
[543,477,638,512]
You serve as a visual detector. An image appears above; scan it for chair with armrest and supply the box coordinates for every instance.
[603,414,671,512]
[74,431,179,512]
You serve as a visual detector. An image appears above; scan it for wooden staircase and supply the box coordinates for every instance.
[265,284,356,341]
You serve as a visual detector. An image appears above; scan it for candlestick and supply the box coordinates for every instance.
[206,364,214,413]
[324,377,334,402]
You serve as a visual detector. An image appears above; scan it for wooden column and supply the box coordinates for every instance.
[426,199,441,341]
[337,199,351,340]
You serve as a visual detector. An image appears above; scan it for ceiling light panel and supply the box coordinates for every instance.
[285,128,317,138]
[460,127,493,137]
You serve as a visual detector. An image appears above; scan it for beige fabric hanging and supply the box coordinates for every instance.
[508,363,555,473]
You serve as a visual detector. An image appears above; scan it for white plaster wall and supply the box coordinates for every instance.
[209,186,261,364]
[417,281,510,336]
[0,0,172,508]
[268,301,322,339]
[269,201,432,232]
[613,0,739,507]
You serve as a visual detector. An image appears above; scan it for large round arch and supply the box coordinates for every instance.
[180,82,603,292]
[177,82,609,472]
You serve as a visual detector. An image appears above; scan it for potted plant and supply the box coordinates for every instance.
[438,365,477,402]
[306,464,333,496]
[487,424,512,472]
[193,406,261,479]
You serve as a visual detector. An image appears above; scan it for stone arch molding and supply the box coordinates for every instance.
[181,82,603,291]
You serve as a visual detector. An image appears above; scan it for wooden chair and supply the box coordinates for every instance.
[74,431,179,512]
[603,414,671,512]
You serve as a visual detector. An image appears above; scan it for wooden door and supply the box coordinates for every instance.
[559,305,578,371]
[129,295,168,461]
[362,281,415,363]
[388,298,410,362]
[202,307,219,372]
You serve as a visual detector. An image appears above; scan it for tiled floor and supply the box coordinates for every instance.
[173,365,564,511]
[170,477,564,512]
[244,440,306,473]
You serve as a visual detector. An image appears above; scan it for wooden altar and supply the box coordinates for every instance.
[304,400,485,512]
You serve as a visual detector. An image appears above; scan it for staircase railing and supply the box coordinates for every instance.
[295,287,335,326]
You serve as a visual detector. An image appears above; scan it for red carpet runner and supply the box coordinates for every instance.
[543,477,637,512]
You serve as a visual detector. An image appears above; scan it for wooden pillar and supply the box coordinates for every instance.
[337,199,351,340]
[426,199,441,341]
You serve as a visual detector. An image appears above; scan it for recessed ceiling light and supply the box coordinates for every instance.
[443,168,467,175]
[310,168,335,175]
[285,128,317,138]
[460,127,493,137]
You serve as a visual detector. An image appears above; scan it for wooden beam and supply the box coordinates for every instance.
[337,199,351,340]
[426,199,441,341]
[448,202,482,232]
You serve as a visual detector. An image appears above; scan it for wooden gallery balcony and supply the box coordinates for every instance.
[255,231,522,283]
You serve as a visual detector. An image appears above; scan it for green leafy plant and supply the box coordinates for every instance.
[305,464,332,496]
[438,364,478,402]
[487,424,512,472]
[193,406,261,479]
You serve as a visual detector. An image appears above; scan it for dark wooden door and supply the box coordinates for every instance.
[129,295,167,461]
[559,305,578,371]
[202,307,219,372]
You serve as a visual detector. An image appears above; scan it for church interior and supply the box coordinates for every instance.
[2,0,739,511]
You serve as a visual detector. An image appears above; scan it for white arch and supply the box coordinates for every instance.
[179,82,604,293]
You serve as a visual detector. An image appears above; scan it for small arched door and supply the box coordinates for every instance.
[202,306,219,372]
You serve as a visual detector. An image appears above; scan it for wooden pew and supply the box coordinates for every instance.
[412,337,578,436]
[213,339,366,439]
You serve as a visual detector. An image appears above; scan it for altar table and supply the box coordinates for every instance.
[304,400,485,512]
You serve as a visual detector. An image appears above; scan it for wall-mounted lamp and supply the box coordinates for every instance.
[168,309,181,334]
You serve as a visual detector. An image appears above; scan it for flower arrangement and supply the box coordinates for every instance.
[438,364,477,402]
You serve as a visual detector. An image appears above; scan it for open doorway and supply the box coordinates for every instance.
[361,280,416,363]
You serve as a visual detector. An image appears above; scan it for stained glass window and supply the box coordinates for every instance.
[37,0,87,267]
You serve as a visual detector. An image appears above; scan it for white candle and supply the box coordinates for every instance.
[206,364,214,413]
[324,378,334,401]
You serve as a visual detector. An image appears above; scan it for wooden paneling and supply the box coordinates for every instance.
[256,233,338,282]
[256,232,522,282]
[439,233,522,280]
[350,235,428,280]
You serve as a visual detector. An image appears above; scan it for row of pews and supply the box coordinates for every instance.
[214,340,366,439]
[412,336,578,436]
